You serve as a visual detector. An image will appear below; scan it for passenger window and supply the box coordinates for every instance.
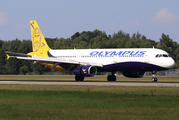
[155,54,159,57]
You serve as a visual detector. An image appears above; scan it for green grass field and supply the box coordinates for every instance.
[0,75,179,120]
[0,85,179,120]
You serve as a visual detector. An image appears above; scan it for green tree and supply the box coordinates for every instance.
[141,35,146,40]
[71,32,80,40]
[17,40,32,53]
[0,46,6,74]
[46,38,57,49]
[54,38,72,49]
[8,38,21,52]
[112,31,130,48]
[158,33,174,58]
[136,32,141,39]
[31,64,44,74]
[4,39,21,74]
[5,59,19,74]
[160,33,173,47]
[20,66,29,75]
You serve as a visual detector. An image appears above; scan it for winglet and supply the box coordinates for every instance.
[6,54,10,60]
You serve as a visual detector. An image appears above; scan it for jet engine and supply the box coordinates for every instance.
[122,71,145,78]
[73,65,97,77]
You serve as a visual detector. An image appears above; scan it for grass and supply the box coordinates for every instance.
[0,85,179,120]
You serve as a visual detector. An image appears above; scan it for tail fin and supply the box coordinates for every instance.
[30,20,49,52]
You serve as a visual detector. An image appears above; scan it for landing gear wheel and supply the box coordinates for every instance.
[151,71,158,82]
[107,75,116,81]
[75,75,84,81]
[152,77,158,82]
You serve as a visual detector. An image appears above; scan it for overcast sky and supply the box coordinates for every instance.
[0,0,179,43]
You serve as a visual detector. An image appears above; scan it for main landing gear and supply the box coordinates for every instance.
[75,75,84,81]
[151,71,158,82]
[107,72,116,81]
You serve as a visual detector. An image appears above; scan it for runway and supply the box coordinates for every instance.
[0,80,179,87]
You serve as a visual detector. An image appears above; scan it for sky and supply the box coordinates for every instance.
[0,0,179,43]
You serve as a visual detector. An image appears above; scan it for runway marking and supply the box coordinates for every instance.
[0,80,179,87]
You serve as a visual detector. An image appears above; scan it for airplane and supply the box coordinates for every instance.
[5,20,175,82]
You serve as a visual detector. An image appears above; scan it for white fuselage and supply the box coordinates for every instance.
[48,48,175,72]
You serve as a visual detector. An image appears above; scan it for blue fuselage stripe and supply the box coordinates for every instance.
[98,62,168,72]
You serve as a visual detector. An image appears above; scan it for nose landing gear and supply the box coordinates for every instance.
[151,71,158,82]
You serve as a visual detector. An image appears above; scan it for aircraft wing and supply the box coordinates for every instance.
[7,54,103,67]
[5,51,31,57]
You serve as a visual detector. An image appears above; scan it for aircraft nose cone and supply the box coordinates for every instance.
[168,59,175,68]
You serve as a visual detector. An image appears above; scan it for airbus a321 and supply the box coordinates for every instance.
[6,20,175,82]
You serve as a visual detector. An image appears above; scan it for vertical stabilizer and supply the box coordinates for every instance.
[30,20,49,52]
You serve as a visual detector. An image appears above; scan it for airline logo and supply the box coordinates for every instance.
[90,51,146,56]
[82,69,87,74]
[32,28,42,51]
[30,21,46,52]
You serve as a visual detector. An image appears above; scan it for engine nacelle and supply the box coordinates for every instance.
[73,65,97,77]
[122,71,145,78]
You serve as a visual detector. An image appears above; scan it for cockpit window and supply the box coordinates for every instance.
[163,54,168,57]
[155,54,170,58]
[155,54,159,57]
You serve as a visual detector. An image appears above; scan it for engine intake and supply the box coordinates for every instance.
[74,65,97,77]
[122,71,145,78]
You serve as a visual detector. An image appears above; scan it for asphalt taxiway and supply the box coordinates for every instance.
[0,80,179,87]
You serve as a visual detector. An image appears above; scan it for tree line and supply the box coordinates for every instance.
[0,30,178,74]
